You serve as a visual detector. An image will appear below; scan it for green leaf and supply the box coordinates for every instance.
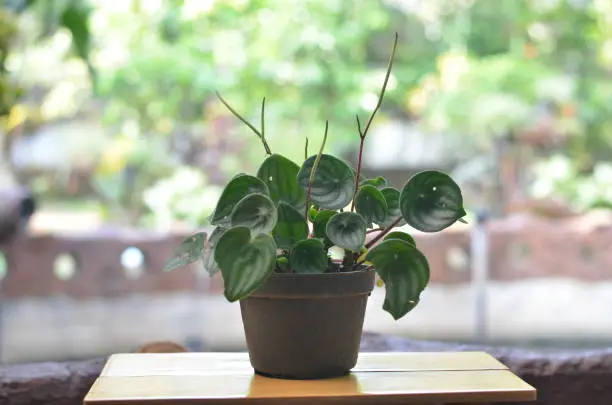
[257,154,307,212]
[273,202,309,249]
[163,232,206,272]
[355,185,388,226]
[383,297,418,317]
[400,171,466,232]
[214,227,276,302]
[326,212,367,252]
[360,176,387,189]
[384,231,416,248]
[312,209,336,240]
[297,154,355,210]
[202,227,226,275]
[366,239,430,320]
[210,174,269,225]
[276,256,290,272]
[230,193,277,234]
[290,239,328,274]
[380,187,406,227]
[308,206,319,222]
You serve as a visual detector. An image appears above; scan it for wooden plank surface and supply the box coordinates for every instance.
[99,352,508,377]
[85,352,536,405]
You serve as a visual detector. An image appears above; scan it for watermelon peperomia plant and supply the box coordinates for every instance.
[163,34,467,320]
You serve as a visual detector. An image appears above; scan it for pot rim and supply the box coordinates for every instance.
[267,268,375,279]
[247,268,376,299]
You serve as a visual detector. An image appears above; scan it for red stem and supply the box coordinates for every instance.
[349,34,397,212]
[364,216,402,249]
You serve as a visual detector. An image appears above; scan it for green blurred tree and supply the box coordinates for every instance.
[92,0,443,226]
[407,0,612,210]
[5,0,612,224]
[1,0,94,186]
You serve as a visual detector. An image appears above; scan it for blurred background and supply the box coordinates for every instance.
[0,0,611,363]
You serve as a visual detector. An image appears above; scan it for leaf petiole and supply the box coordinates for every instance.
[215,91,272,155]
[305,120,328,218]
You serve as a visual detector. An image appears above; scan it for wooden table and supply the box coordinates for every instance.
[84,352,536,404]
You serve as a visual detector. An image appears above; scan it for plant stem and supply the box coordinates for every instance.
[364,216,402,249]
[260,97,266,140]
[304,137,309,160]
[366,228,384,234]
[361,32,398,139]
[350,33,398,211]
[350,129,366,211]
[215,91,272,155]
[343,250,355,268]
[306,120,328,218]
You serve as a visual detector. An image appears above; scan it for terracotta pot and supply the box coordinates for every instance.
[239,269,375,379]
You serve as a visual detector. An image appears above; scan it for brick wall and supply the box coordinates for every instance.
[0,232,199,299]
[0,212,610,299]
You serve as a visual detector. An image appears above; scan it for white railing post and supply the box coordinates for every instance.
[471,210,490,343]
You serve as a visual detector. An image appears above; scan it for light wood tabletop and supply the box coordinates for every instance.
[84,352,536,404]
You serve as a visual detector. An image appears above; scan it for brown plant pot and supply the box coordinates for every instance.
[239,269,376,380]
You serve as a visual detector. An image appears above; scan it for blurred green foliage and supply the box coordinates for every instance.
[531,155,612,212]
[96,0,436,162]
[416,0,612,164]
[2,0,612,227]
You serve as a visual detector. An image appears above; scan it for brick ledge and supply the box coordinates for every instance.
[2,333,612,405]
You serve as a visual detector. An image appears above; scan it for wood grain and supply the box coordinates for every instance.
[85,352,536,404]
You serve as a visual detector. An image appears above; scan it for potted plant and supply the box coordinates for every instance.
[164,34,466,380]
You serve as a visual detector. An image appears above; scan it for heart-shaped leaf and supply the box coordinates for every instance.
[257,154,307,212]
[230,193,278,234]
[379,187,406,227]
[383,297,418,317]
[326,212,367,252]
[355,185,388,226]
[214,227,276,302]
[273,202,309,249]
[312,209,336,240]
[366,239,430,320]
[400,171,466,232]
[202,227,226,275]
[297,154,355,210]
[360,176,387,189]
[210,174,269,225]
[163,232,207,272]
[383,231,416,247]
[290,239,328,274]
